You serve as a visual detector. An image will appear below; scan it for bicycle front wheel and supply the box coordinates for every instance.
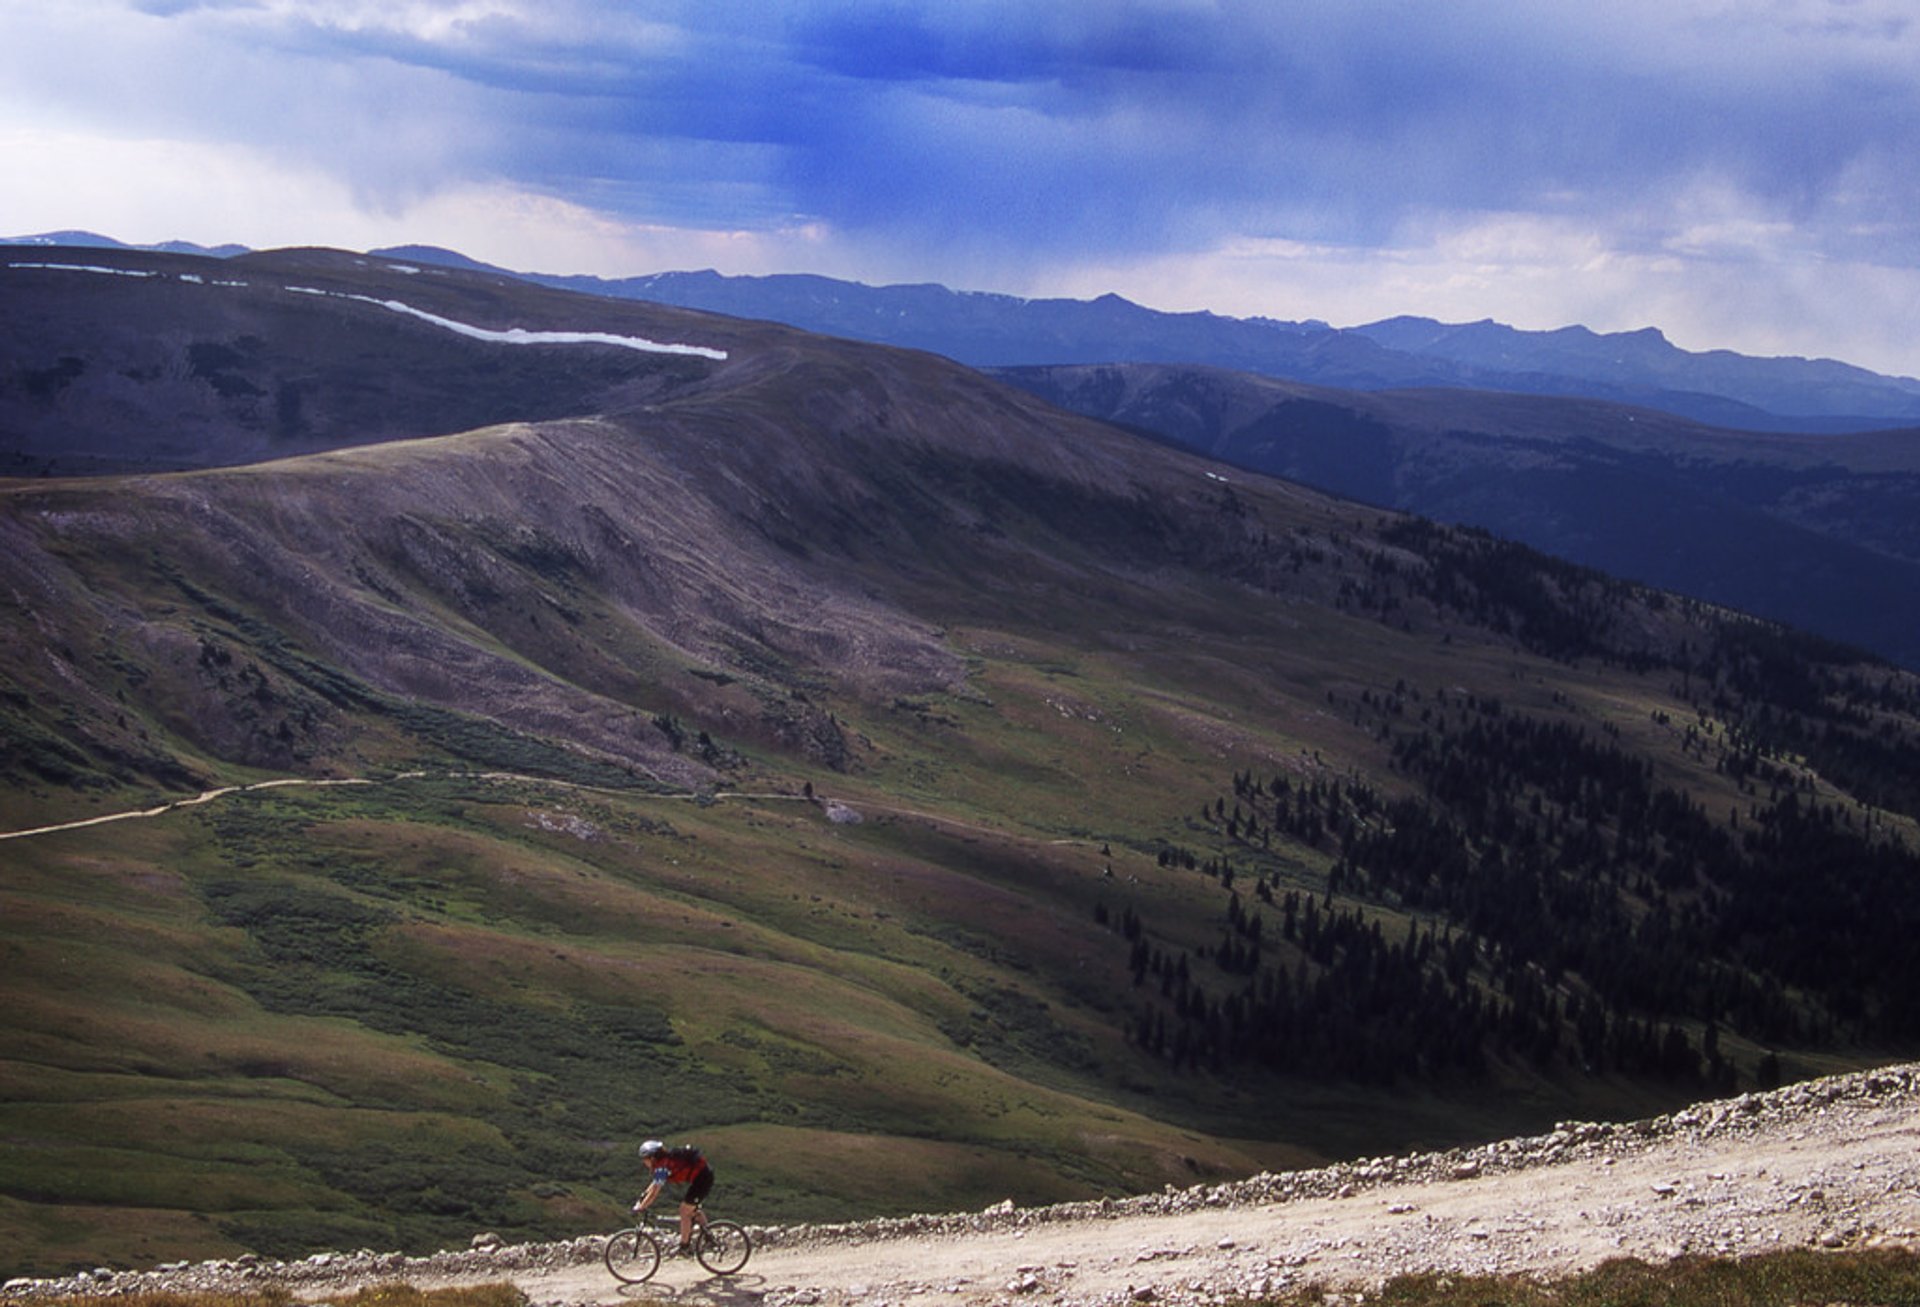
[604,1227,662,1283]
[694,1219,751,1275]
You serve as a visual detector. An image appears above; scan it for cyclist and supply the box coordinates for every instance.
[633,1139,714,1255]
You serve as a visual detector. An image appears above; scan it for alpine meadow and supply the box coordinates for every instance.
[4,247,1920,1278]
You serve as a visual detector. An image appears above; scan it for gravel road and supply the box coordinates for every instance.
[10,1065,1918,1307]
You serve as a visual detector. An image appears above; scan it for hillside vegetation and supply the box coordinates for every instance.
[997,362,1920,669]
[3,249,1918,1276]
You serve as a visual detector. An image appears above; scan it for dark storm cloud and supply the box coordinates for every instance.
[12,0,1920,374]
[84,1,1918,268]
[395,4,1917,265]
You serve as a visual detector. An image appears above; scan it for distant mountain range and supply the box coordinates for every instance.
[12,230,1920,430]
[2,228,252,259]
[370,244,1920,433]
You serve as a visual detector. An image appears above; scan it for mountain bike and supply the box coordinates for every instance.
[603,1212,752,1282]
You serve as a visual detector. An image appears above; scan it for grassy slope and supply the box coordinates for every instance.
[9,570,1876,1275]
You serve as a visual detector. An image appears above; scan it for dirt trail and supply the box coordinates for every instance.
[0,770,936,845]
[456,1068,1920,1307]
[0,777,382,841]
[8,1064,1917,1307]
[0,771,811,843]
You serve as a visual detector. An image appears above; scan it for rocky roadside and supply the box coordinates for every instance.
[6,1063,1919,1305]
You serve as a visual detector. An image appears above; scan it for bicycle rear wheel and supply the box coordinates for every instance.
[604,1227,662,1283]
[694,1219,751,1275]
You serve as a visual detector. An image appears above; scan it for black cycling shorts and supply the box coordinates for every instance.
[684,1166,715,1206]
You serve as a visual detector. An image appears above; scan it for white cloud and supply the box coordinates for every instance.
[0,124,830,277]
[238,1,526,40]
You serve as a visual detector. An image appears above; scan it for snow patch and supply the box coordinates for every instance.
[7,262,158,278]
[287,286,728,359]
[5,264,726,360]
[363,294,730,359]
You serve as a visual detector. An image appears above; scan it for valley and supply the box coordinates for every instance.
[3,248,1919,1278]
[997,363,1920,670]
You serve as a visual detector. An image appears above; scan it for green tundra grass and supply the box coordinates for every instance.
[5,603,1862,1276]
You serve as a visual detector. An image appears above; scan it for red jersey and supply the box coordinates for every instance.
[651,1147,707,1185]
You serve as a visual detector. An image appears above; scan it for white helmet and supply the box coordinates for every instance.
[639,1139,664,1157]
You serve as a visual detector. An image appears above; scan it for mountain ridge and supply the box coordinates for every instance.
[11,243,1915,670]
[1,229,251,258]
[363,243,1920,431]
[15,231,1918,428]
[994,361,1920,670]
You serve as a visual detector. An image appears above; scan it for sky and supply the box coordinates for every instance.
[5,0,1920,377]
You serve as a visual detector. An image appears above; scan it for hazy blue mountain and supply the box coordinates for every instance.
[368,246,1920,432]
[1350,316,1920,431]
[2,229,250,258]
[26,233,1915,428]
